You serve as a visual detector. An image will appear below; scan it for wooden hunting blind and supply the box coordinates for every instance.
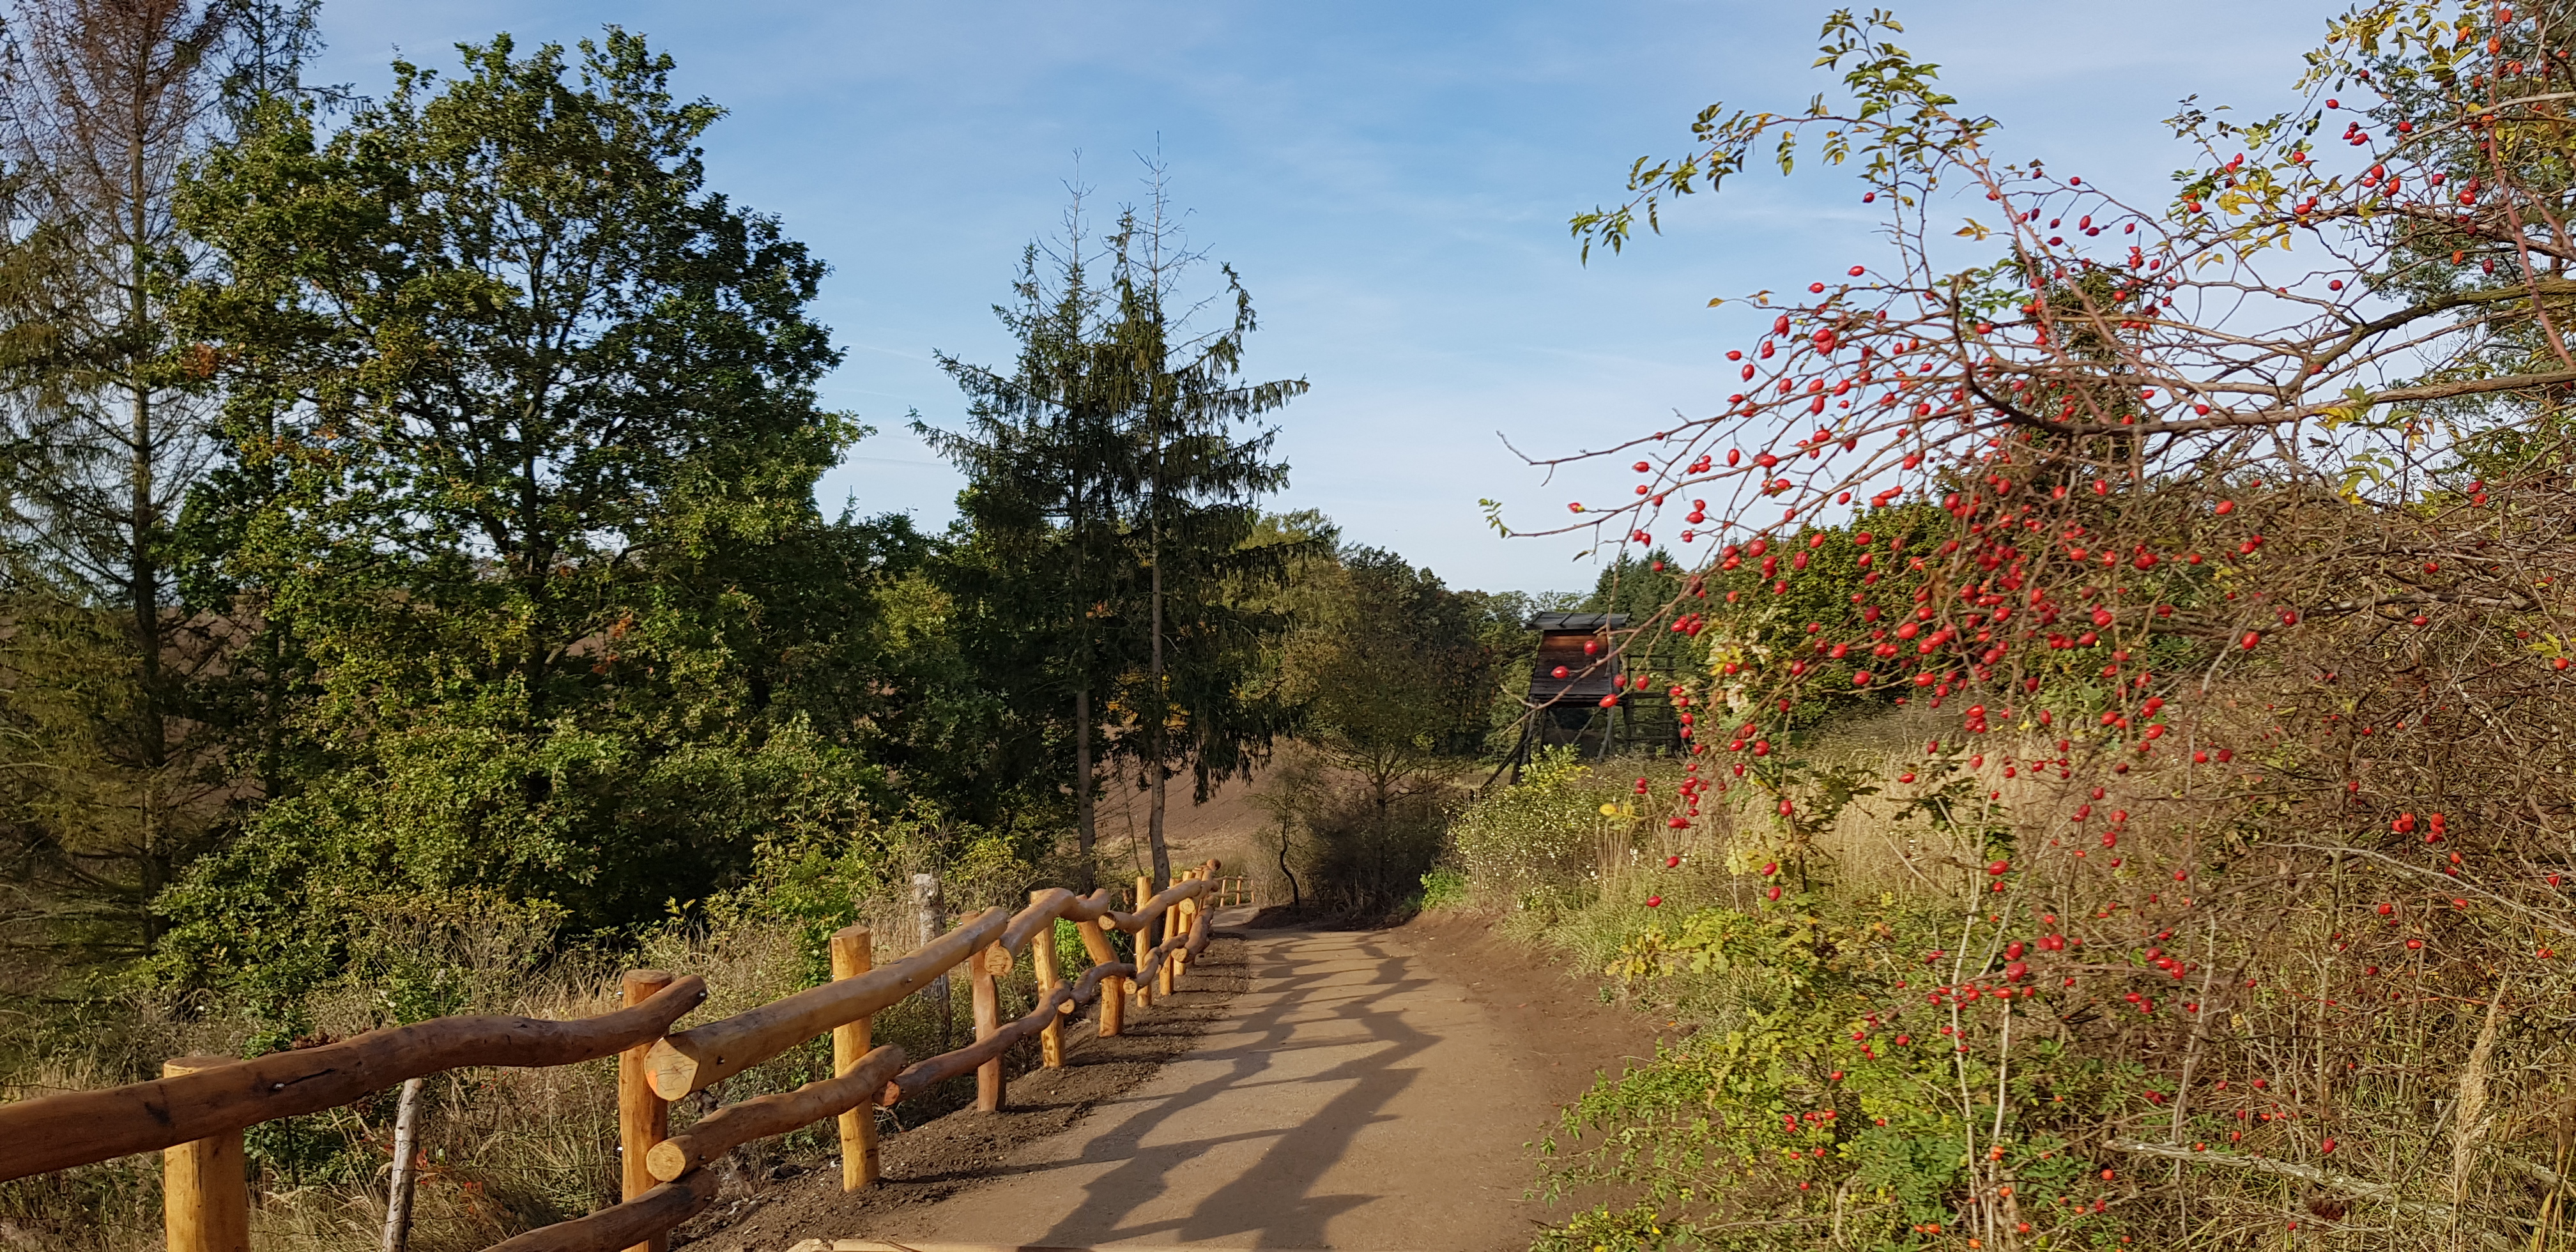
[1494,611,1682,782]
[1526,611,1627,712]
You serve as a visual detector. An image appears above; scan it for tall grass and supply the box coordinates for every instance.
[1447,716,2576,1251]
[0,846,1083,1251]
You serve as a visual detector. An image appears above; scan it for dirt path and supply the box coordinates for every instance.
[689,911,1666,1252]
[762,912,1659,1252]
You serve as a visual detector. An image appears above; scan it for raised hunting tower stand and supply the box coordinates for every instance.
[1497,611,1688,783]
[1512,612,1622,779]
[1527,611,1625,709]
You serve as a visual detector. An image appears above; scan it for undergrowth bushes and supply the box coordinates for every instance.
[1259,746,1458,915]
[0,817,1070,1252]
[1450,728,2576,1251]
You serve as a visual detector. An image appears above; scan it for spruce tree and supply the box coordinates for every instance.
[1101,176,1309,888]
[921,199,1137,882]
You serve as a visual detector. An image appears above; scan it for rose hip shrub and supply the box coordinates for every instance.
[1449,748,1655,910]
[1494,4,2576,1248]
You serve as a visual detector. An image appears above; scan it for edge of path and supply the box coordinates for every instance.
[1392,908,1675,1108]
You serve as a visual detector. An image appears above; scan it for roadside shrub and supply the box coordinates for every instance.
[1489,3,2576,1246]
[1450,749,1653,910]
[1260,745,1460,915]
[1417,866,1471,911]
[1537,881,2138,1251]
[1486,710,2576,1251]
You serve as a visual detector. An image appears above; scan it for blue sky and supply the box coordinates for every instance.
[310,1,2331,594]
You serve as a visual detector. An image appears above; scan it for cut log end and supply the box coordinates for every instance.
[643,1044,703,1103]
[643,1139,695,1181]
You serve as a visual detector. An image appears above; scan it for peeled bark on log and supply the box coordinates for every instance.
[879,961,1132,1107]
[829,928,879,1192]
[646,910,1004,1099]
[1002,887,1121,954]
[380,1076,426,1252]
[481,1171,718,1252]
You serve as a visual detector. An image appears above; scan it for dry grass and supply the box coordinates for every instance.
[1473,694,2576,1249]
[0,882,1076,1252]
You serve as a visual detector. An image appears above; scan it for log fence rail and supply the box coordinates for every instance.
[0,861,1232,1252]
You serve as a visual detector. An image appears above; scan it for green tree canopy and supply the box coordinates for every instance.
[158,29,885,996]
[1281,545,1499,813]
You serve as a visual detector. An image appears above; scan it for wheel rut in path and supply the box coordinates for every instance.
[762,915,1620,1251]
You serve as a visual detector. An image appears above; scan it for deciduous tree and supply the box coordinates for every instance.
[1514,5,2576,1245]
[162,30,878,991]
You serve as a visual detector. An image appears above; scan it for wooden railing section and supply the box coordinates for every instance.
[0,861,1234,1252]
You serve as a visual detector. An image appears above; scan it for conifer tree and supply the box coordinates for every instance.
[0,0,316,975]
[1101,174,1309,887]
[922,197,1137,882]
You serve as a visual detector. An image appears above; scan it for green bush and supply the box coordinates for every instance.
[1417,866,1471,911]
[1052,916,1096,973]
[1538,889,2140,1250]
[1441,740,2156,1250]
[1448,748,1634,907]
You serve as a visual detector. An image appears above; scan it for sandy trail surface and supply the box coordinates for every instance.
[692,906,1667,1252]
[795,915,1606,1251]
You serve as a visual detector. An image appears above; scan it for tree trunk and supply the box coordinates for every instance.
[1070,492,1096,892]
[1374,779,1392,901]
[126,93,168,946]
[1146,539,1170,889]
[1073,686,1096,891]
[1276,818,1301,909]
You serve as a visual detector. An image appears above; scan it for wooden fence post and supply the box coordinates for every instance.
[971,943,1004,1111]
[1031,894,1065,1068]
[1158,877,1179,996]
[381,1075,425,1252]
[912,873,952,1052]
[1172,871,1193,981]
[1133,875,1155,1011]
[1075,916,1123,1037]
[162,1056,249,1252]
[828,928,879,1191]
[1186,869,1204,968]
[618,970,675,1252]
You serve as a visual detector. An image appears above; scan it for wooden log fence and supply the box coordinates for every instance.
[0,860,1231,1252]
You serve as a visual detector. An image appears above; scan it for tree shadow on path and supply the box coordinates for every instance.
[1027,928,1440,1248]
